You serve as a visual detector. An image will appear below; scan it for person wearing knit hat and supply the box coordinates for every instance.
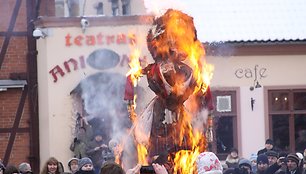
[76,157,94,174]
[196,152,223,174]
[256,154,269,174]
[67,158,79,174]
[18,162,32,174]
[86,130,108,174]
[257,139,276,155]
[249,154,257,174]
[238,158,252,174]
[286,153,301,174]
[265,150,278,166]
[3,165,19,174]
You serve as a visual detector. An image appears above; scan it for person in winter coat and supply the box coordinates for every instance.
[226,148,240,169]
[196,152,223,174]
[86,131,108,174]
[18,162,32,174]
[67,158,79,174]
[75,158,95,174]
[286,153,302,174]
[40,157,63,174]
[256,154,269,174]
[257,139,279,155]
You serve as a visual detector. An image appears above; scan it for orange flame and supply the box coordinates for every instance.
[173,111,206,173]
[137,144,149,165]
[126,32,151,166]
[114,144,123,164]
[126,48,142,87]
[149,9,213,173]
[174,149,200,174]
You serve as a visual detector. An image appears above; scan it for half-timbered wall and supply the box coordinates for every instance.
[0,0,39,173]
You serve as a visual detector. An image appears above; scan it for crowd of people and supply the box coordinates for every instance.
[222,139,306,174]
[0,161,32,174]
[1,138,305,174]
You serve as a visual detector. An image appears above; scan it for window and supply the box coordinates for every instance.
[121,0,130,15]
[212,90,238,160]
[111,0,119,16]
[268,89,306,152]
[96,2,103,15]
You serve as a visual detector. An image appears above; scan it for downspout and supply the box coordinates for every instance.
[27,0,40,173]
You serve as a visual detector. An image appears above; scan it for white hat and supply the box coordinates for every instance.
[196,152,223,174]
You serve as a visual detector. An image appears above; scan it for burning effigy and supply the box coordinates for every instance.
[124,9,214,173]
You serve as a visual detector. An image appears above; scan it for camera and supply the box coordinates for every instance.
[80,18,89,27]
[140,166,155,174]
[32,28,47,38]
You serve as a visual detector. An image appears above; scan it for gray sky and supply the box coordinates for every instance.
[143,0,306,42]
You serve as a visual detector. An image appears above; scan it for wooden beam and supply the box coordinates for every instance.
[0,0,22,69]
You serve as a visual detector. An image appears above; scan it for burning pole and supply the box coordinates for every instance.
[124,48,142,122]
[124,46,150,165]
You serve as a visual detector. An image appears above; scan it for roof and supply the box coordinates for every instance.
[144,0,306,43]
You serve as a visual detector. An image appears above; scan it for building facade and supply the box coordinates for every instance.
[1,0,306,173]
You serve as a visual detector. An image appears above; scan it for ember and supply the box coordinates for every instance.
[125,9,214,173]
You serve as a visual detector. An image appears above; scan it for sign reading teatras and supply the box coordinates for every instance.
[64,32,137,46]
[49,32,149,83]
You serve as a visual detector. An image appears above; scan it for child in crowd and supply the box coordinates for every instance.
[76,157,94,174]
[67,158,79,174]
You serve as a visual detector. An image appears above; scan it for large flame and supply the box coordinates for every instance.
[126,32,151,166]
[137,144,149,165]
[148,9,214,94]
[153,9,213,173]
[173,111,206,173]
[127,9,214,173]
[126,48,142,87]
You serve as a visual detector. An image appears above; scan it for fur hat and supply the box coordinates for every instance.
[196,152,223,174]
[68,158,79,170]
[78,157,93,170]
[257,154,269,165]
[265,150,278,158]
[287,153,300,165]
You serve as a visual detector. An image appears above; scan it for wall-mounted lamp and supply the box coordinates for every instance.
[33,28,48,39]
[250,80,262,91]
[255,81,262,88]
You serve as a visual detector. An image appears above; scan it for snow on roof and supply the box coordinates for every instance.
[144,0,306,43]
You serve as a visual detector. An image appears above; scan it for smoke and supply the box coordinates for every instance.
[80,72,126,121]
[143,0,186,16]
[78,72,143,169]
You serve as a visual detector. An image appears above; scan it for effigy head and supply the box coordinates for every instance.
[147,9,204,62]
